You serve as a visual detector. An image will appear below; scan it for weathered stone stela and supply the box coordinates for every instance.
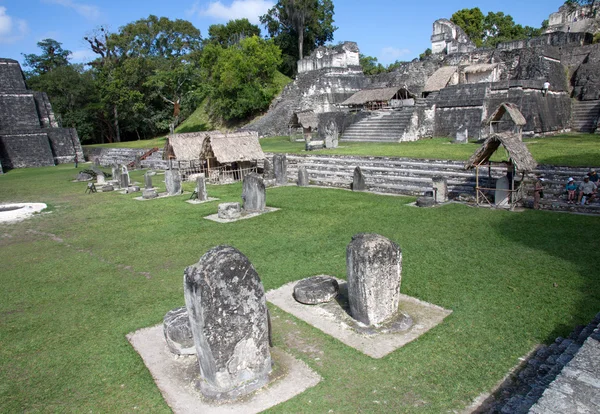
[297,166,309,187]
[165,169,182,196]
[241,173,266,212]
[184,246,271,400]
[218,202,242,220]
[294,275,339,305]
[196,176,208,201]
[163,307,195,356]
[346,234,402,326]
[352,166,366,191]
[273,154,287,185]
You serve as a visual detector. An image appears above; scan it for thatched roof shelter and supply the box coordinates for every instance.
[463,63,498,74]
[465,133,537,172]
[296,111,319,129]
[423,66,458,93]
[341,87,408,106]
[200,131,264,164]
[487,102,527,126]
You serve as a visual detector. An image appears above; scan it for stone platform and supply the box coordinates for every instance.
[127,324,321,414]
[185,198,219,205]
[204,207,279,223]
[266,278,452,358]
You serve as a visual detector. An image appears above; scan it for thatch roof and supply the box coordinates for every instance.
[341,87,404,106]
[296,111,319,129]
[465,133,537,172]
[463,63,497,74]
[487,102,527,126]
[169,131,210,161]
[423,66,458,92]
[200,131,264,164]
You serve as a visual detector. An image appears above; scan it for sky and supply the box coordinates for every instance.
[0,0,566,68]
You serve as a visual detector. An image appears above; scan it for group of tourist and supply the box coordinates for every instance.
[566,170,598,205]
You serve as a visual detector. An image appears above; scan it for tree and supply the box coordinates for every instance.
[419,48,432,61]
[260,0,337,76]
[201,36,282,121]
[359,55,385,75]
[22,39,71,76]
[207,19,261,47]
[451,8,485,47]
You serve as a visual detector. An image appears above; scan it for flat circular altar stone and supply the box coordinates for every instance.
[163,307,195,355]
[416,196,435,207]
[293,275,339,305]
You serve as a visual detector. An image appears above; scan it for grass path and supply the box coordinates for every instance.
[0,165,599,412]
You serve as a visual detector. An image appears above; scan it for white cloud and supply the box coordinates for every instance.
[0,7,29,44]
[379,47,411,63]
[43,0,100,20]
[70,49,95,63]
[188,0,274,24]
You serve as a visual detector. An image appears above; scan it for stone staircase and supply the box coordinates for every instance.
[84,147,168,170]
[340,108,415,142]
[571,100,600,133]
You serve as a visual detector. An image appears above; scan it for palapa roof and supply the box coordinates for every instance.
[296,111,319,129]
[463,63,498,74]
[200,131,264,164]
[465,132,537,172]
[169,131,209,161]
[487,102,527,126]
[423,66,458,92]
[341,87,405,106]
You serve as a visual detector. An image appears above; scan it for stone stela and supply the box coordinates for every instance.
[241,173,266,212]
[165,169,182,196]
[273,154,288,186]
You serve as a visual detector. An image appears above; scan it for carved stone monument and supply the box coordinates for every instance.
[195,176,208,201]
[218,202,242,220]
[273,154,287,186]
[111,165,119,183]
[120,172,129,188]
[432,176,448,203]
[352,166,366,191]
[297,166,309,187]
[142,172,158,199]
[241,173,266,212]
[96,172,106,185]
[163,307,195,356]
[346,234,402,326]
[293,276,339,305]
[324,120,339,149]
[165,169,182,196]
[263,158,275,180]
[184,246,271,399]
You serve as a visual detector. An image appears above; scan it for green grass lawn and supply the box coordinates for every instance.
[1,165,598,412]
[260,133,600,167]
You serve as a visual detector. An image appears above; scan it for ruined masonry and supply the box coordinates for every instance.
[0,59,83,169]
[184,246,271,400]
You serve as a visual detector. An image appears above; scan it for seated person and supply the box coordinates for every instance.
[566,177,577,204]
[587,169,599,184]
[577,176,597,205]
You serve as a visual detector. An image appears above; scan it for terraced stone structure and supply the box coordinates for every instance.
[184,246,271,400]
[0,58,83,169]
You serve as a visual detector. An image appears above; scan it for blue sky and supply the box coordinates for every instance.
[1,0,566,67]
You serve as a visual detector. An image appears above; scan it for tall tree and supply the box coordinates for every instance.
[451,8,485,47]
[260,0,336,76]
[22,39,71,76]
[207,18,261,47]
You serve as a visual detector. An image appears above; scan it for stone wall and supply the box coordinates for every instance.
[0,94,41,131]
[0,133,55,168]
[47,128,84,164]
[34,92,59,128]
[0,59,27,91]
[297,42,360,74]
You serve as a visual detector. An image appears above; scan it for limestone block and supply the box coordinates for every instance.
[101,185,114,192]
[297,166,309,187]
[432,176,448,203]
[293,276,339,305]
[163,307,195,355]
[241,173,265,212]
[416,196,435,207]
[142,189,158,199]
[144,172,153,189]
[263,158,275,180]
[76,172,93,182]
[273,154,287,186]
[324,121,339,149]
[184,246,271,400]
[196,176,208,201]
[352,166,366,191]
[218,202,241,220]
[165,169,182,196]
[120,173,129,188]
[346,234,402,326]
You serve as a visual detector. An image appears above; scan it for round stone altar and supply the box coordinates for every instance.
[293,275,339,305]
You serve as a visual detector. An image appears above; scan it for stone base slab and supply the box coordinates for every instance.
[266,279,452,359]
[133,192,191,201]
[204,207,280,223]
[185,198,219,205]
[127,324,321,414]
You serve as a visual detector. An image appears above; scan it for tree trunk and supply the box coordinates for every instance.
[113,105,120,142]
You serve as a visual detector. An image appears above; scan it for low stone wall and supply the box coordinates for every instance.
[0,133,55,168]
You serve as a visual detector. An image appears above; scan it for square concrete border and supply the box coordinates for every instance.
[127,324,321,414]
[266,279,452,359]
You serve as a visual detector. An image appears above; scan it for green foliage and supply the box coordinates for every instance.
[593,32,600,44]
[207,18,261,47]
[22,39,71,76]
[451,8,544,48]
[260,0,337,76]
[201,36,282,121]
[359,54,386,75]
[419,48,432,61]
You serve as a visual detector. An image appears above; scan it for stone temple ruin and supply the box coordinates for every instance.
[246,3,600,143]
[0,59,83,171]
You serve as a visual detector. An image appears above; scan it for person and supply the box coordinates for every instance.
[587,169,598,184]
[577,176,597,205]
[533,175,544,210]
[74,154,78,168]
[566,177,577,204]
[542,80,550,97]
